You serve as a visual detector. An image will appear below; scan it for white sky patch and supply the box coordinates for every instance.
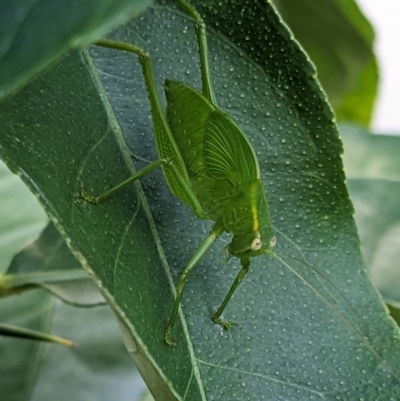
[357,0,400,134]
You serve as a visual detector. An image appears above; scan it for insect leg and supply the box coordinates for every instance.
[80,159,165,204]
[86,39,206,217]
[212,257,251,329]
[81,156,205,217]
[175,0,217,106]
[165,222,225,346]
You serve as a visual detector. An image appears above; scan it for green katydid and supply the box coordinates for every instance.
[79,0,387,358]
[81,0,276,346]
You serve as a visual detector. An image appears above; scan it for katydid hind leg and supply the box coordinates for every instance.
[82,40,203,215]
[165,223,224,346]
[94,39,205,217]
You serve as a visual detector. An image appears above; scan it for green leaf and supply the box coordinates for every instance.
[0,323,76,346]
[0,291,147,401]
[1,1,400,399]
[4,222,105,306]
[335,54,379,126]
[0,0,153,99]
[341,124,400,308]
[274,0,378,125]
[0,160,47,273]
[389,305,400,328]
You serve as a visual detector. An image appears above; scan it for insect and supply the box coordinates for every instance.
[81,0,276,346]
[79,0,393,368]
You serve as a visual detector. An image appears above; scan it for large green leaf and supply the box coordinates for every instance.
[0,0,153,99]
[341,124,400,308]
[1,1,400,399]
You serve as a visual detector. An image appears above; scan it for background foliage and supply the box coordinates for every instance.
[1,0,400,400]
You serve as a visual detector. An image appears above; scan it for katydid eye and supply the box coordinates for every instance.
[270,236,277,248]
[250,237,262,251]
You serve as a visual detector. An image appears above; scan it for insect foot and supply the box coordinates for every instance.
[79,182,99,204]
[164,328,177,347]
[163,158,173,167]
[212,316,235,330]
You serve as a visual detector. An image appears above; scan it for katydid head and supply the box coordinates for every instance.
[222,179,275,258]
[228,229,276,258]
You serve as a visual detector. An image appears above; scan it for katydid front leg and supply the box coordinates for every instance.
[212,257,250,329]
[80,159,165,204]
[175,0,217,105]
